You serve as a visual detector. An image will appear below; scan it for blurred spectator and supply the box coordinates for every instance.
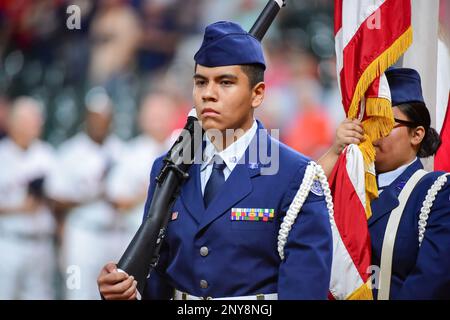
[45,89,124,299]
[283,79,333,159]
[0,0,62,65]
[136,0,181,74]
[138,91,181,146]
[88,0,141,85]
[106,91,180,250]
[0,97,57,299]
[255,44,298,130]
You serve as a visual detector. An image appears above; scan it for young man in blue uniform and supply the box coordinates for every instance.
[97,21,333,300]
[321,68,450,299]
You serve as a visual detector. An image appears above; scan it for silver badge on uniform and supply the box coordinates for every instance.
[310,179,324,196]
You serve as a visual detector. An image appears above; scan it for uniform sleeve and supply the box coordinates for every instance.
[141,158,174,300]
[395,180,450,299]
[277,164,333,299]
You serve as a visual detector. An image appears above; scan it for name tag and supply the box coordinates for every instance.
[230,208,274,222]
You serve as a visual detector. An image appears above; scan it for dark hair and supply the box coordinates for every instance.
[240,64,265,88]
[396,102,442,157]
[194,63,265,88]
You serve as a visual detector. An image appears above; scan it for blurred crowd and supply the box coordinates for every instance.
[0,0,345,299]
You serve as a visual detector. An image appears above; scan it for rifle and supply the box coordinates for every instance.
[116,0,287,298]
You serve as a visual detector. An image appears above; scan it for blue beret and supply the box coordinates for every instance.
[385,68,425,106]
[194,21,266,70]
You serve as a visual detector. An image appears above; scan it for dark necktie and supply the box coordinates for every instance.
[204,155,226,208]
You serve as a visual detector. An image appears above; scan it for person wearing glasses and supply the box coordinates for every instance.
[319,68,450,299]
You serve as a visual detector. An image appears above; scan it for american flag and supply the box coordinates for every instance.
[330,0,412,299]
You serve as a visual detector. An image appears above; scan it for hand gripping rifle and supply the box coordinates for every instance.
[116,0,287,298]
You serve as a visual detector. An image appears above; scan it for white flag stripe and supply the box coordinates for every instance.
[377,74,392,100]
[335,28,344,90]
[346,145,367,209]
[330,216,365,299]
[341,0,386,49]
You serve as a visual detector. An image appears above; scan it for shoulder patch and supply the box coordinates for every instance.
[310,178,324,196]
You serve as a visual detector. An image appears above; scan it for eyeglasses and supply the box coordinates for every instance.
[393,118,417,129]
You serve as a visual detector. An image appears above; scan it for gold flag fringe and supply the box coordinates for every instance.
[346,26,413,221]
[347,280,374,300]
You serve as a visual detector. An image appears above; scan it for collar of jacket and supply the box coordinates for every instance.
[180,120,271,230]
[368,159,424,227]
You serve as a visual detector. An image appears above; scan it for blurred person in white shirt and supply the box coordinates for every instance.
[0,97,57,299]
[45,89,124,300]
[106,92,179,251]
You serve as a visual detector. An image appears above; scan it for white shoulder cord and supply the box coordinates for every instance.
[418,173,450,246]
[277,161,334,260]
